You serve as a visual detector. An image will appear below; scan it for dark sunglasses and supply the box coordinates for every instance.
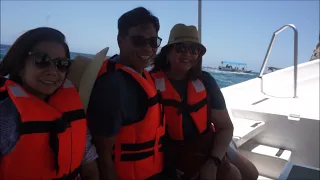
[130,36,162,48]
[28,52,71,72]
[174,43,202,55]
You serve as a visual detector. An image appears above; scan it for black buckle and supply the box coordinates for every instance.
[176,104,190,115]
[53,117,70,133]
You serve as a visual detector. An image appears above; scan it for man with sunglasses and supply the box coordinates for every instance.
[86,7,165,180]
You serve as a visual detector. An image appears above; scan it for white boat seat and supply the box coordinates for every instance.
[231,117,265,147]
[238,143,292,179]
[251,145,291,161]
[257,175,273,180]
[279,162,320,180]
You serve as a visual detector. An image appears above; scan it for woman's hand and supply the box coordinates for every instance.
[199,159,218,180]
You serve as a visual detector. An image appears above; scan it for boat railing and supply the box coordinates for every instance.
[258,24,298,98]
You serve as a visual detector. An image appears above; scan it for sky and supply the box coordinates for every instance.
[1,0,319,71]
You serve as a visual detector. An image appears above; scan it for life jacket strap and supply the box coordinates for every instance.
[19,109,85,174]
[115,136,164,162]
[161,98,207,115]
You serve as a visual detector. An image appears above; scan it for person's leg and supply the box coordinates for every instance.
[216,158,242,180]
[229,151,259,180]
[227,141,259,180]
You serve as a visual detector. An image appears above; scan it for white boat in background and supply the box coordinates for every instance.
[220,24,320,179]
[218,61,252,73]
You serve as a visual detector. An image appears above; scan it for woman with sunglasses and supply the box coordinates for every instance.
[0,27,99,180]
[150,23,240,180]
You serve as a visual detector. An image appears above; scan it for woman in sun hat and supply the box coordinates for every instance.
[150,23,242,180]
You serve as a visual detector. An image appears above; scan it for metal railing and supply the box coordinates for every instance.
[198,0,202,43]
[259,24,298,98]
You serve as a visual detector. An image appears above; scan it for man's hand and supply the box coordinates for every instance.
[199,159,218,180]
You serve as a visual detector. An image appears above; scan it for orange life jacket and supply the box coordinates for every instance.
[151,71,208,141]
[0,77,87,180]
[98,58,165,180]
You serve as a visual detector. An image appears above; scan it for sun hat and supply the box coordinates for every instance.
[67,47,109,112]
[165,23,206,54]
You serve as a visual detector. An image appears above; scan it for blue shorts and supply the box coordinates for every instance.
[227,140,237,160]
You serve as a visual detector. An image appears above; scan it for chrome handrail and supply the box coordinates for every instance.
[198,0,202,43]
[259,24,298,98]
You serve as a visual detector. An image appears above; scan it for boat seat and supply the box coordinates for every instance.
[231,117,265,147]
[279,162,320,180]
[239,143,292,179]
[257,175,273,180]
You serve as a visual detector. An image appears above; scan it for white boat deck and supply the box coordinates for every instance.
[222,59,320,121]
[220,59,320,179]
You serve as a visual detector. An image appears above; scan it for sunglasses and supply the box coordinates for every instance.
[130,36,162,48]
[28,52,71,72]
[174,43,202,55]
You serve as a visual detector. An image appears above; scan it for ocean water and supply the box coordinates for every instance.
[0,44,257,88]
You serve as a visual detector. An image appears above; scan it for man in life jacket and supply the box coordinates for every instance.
[86,7,165,180]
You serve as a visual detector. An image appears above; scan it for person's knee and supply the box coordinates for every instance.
[227,164,242,180]
[217,162,242,180]
[241,165,259,180]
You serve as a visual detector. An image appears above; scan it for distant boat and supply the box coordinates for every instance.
[309,42,320,61]
[218,61,252,73]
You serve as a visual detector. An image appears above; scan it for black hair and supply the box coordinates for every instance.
[152,45,203,80]
[0,27,70,83]
[118,7,160,37]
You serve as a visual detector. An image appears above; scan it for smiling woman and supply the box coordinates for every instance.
[0,27,99,180]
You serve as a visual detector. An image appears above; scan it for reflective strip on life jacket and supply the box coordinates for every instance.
[119,136,164,161]
[191,79,206,92]
[97,59,165,180]
[0,79,87,180]
[151,71,208,141]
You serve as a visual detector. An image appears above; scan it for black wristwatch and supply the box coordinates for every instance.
[209,155,222,166]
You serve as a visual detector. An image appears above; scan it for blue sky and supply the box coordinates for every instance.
[1,0,319,71]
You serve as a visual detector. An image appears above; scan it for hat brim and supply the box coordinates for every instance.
[67,47,109,112]
[165,37,206,55]
[79,47,109,112]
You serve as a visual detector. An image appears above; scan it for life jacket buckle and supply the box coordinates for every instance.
[176,104,190,115]
[53,117,69,133]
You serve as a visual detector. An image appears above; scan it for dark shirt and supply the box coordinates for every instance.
[87,57,148,137]
[168,71,226,140]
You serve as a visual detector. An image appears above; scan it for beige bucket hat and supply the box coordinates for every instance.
[67,47,109,112]
[165,23,206,54]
